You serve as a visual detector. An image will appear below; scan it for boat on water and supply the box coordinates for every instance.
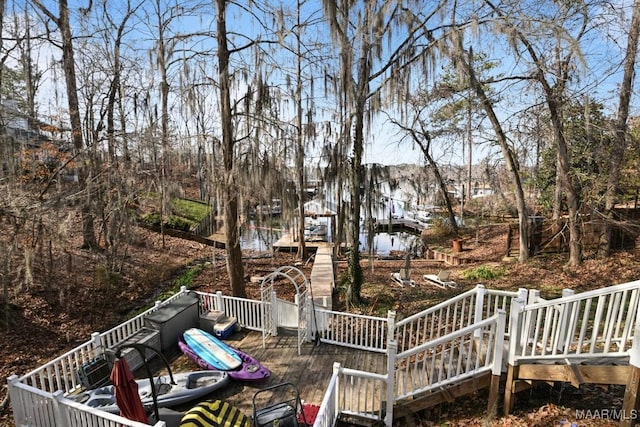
[73,370,229,413]
[254,199,282,217]
[304,219,328,241]
[405,205,436,226]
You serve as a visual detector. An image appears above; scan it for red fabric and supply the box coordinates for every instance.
[297,403,320,425]
[110,358,148,423]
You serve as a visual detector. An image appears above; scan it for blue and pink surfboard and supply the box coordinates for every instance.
[182,328,243,371]
[180,328,270,381]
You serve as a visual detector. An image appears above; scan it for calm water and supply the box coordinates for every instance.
[239,221,283,251]
[239,219,421,256]
[359,231,422,257]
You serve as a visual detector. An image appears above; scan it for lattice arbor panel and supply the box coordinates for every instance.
[260,265,310,354]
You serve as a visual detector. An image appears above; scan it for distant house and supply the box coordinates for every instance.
[0,100,75,181]
[472,186,494,199]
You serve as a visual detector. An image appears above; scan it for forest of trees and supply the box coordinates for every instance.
[1,0,640,303]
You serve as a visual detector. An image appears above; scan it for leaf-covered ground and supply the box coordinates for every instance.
[1,221,638,426]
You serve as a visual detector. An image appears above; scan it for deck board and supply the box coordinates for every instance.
[163,328,387,419]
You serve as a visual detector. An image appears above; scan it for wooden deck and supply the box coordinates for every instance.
[160,329,387,419]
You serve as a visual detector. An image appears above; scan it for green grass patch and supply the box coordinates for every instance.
[461,265,506,281]
[172,199,211,223]
[152,264,207,303]
[140,197,211,231]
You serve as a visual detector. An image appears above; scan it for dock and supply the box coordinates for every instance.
[309,244,334,310]
[272,233,330,252]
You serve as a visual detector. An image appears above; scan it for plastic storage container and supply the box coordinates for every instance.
[199,310,227,333]
[213,316,238,339]
[144,293,199,351]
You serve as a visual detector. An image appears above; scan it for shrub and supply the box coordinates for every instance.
[461,265,505,281]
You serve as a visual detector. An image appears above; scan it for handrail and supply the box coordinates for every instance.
[314,308,389,352]
[393,312,505,402]
[395,286,482,328]
[511,280,640,362]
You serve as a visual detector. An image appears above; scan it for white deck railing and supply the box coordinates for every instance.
[10,279,640,427]
[393,311,506,401]
[509,280,640,364]
[195,290,265,331]
[393,285,523,353]
[7,376,163,427]
[314,309,391,352]
[314,362,391,427]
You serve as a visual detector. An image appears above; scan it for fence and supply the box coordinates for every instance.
[509,280,640,364]
[393,311,506,401]
[314,309,391,353]
[12,279,639,427]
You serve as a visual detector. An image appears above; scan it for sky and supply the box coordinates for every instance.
[9,0,640,169]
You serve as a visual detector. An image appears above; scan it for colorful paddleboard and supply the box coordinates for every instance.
[179,334,270,381]
[182,328,242,371]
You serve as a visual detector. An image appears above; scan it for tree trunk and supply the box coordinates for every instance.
[59,0,97,249]
[348,31,370,301]
[216,0,246,298]
[295,0,307,260]
[463,46,529,261]
[598,0,640,258]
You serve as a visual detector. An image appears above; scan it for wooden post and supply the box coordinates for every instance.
[621,320,640,426]
[503,364,518,416]
[621,367,640,426]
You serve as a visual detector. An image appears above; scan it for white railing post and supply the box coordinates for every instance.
[271,290,278,336]
[333,362,342,419]
[492,310,506,375]
[517,288,528,304]
[53,390,71,426]
[7,375,25,423]
[91,332,103,357]
[508,298,525,365]
[528,289,541,304]
[387,311,396,345]
[630,320,640,368]
[474,285,487,339]
[385,339,397,427]
[215,291,224,312]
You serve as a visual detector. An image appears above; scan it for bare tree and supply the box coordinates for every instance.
[30,0,98,249]
[322,0,447,300]
[483,0,588,265]
[215,0,245,297]
[598,0,640,257]
[455,43,530,261]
